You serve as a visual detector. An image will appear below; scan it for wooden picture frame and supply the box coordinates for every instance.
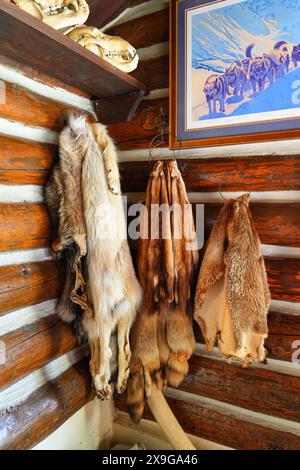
[170,0,300,149]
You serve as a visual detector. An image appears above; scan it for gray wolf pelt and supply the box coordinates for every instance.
[46,114,143,399]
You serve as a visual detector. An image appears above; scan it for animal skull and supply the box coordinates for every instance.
[11,0,89,31]
[66,26,139,73]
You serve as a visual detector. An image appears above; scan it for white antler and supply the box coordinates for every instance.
[147,385,196,450]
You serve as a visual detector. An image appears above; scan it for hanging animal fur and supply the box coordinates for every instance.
[45,115,91,342]
[194,194,270,367]
[127,160,198,423]
[45,114,142,399]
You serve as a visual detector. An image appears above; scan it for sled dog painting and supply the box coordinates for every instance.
[170,0,300,148]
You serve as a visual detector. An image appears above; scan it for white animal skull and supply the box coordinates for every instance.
[11,0,89,31]
[66,26,139,73]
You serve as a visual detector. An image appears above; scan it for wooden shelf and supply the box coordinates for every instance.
[0,1,145,122]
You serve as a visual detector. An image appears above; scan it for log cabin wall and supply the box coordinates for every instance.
[110,2,300,450]
[0,55,113,450]
[0,0,299,451]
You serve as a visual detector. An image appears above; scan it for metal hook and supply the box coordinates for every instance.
[218,179,253,203]
[148,109,183,167]
[246,178,253,198]
[218,182,227,202]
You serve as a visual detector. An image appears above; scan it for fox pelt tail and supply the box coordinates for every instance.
[126,309,163,423]
[165,306,195,387]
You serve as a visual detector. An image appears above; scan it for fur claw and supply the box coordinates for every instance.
[95,383,112,400]
[93,374,112,399]
[116,378,128,394]
[117,367,130,394]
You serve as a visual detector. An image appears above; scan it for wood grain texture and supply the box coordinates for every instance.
[259,306,300,360]
[114,394,300,450]
[106,8,169,50]
[120,155,300,192]
[0,314,76,389]
[0,135,56,185]
[0,1,144,99]
[265,257,300,302]
[129,244,300,302]
[180,355,300,423]
[0,53,90,98]
[203,204,300,247]
[127,202,300,247]
[266,334,300,362]
[0,135,56,169]
[96,89,144,125]
[87,0,134,29]
[194,308,300,362]
[0,169,50,185]
[130,55,169,92]
[109,97,168,147]
[0,82,71,131]
[0,359,93,450]
[0,260,64,316]
[0,204,51,251]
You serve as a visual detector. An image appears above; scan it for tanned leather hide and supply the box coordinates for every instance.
[194,194,270,367]
[45,114,142,399]
[127,161,199,423]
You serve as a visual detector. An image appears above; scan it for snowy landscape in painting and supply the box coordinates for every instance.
[187,0,300,129]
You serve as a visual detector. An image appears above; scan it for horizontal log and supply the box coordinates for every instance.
[0,314,76,389]
[0,358,93,450]
[265,257,300,303]
[114,394,300,450]
[2,201,297,255]
[180,355,300,423]
[0,135,56,170]
[130,56,169,92]
[109,97,168,147]
[127,202,300,247]
[268,310,300,335]
[0,260,64,316]
[266,334,299,362]
[0,135,55,185]
[164,397,300,451]
[106,9,169,50]
[0,203,51,251]
[129,244,300,303]
[120,155,300,192]
[194,308,300,362]
[1,201,297,255]
[0,82,71,131]
[87,0,134,29]
[202,203,300,248]
[0,169,49,186]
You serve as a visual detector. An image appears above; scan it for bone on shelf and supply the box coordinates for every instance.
[0,0,145,124]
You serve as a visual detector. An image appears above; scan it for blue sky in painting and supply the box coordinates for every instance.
[192,0,300,72]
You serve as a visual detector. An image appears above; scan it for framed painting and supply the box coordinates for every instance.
[170,0,300,148]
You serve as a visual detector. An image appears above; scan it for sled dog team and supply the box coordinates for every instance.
[203,42,300,116]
